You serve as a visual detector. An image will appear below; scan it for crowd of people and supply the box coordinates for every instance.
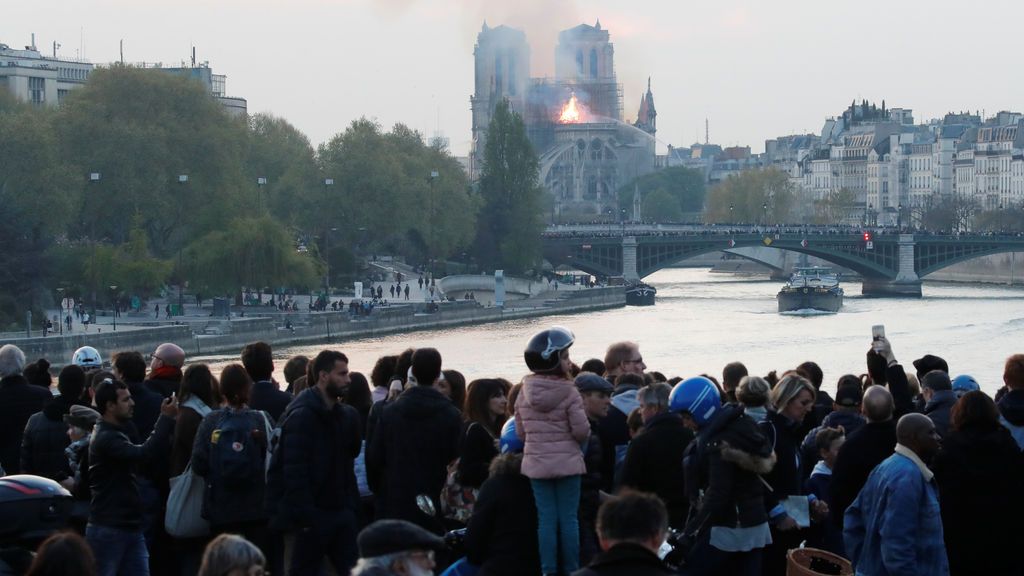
[0,327,1020,576]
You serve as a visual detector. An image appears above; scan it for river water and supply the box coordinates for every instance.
[204,269,1024,395]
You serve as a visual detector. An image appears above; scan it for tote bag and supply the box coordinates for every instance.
[165,463,209,538]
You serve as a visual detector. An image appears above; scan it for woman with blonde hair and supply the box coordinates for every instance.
[760,373,821,576]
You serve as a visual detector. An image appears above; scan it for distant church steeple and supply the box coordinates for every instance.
[634,77,657,136]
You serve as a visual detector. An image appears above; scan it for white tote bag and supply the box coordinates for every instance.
[165,463,209,538]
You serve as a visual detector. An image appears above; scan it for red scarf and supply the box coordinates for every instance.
[149,365,183,382]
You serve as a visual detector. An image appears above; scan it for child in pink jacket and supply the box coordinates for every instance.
[515,326,591,575]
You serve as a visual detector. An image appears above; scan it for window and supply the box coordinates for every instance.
[576,50,584,75]
[29,77,44,105]
[589,48,598,77]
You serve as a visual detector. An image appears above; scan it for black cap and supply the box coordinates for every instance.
[357,519,444,558]
[835,385,863,407]
[575,372,613,394]
[913,354,948,379]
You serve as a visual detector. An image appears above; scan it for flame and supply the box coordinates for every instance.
[559,93,583,123]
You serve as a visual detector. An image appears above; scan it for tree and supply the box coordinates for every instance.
[475,100,545,273]
[246,113,319,226]
[316,119,477,272]
[184,216,319,294]
[617,166,706,221]
[813,188,859,225]
[57,65,248,256]
[919,196,980,232]
[704,169,797,224]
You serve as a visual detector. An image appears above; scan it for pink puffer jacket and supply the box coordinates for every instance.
[514,374,591,479]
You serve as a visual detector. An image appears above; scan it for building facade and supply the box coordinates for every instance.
[0,41,93,106]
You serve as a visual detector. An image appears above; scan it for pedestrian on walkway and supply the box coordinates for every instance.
[404,284,410,300]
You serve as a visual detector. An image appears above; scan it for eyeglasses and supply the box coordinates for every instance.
[624,357,644,364]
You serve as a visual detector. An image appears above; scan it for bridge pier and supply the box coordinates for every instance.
[622,236,640,282]
[861,234,922,297]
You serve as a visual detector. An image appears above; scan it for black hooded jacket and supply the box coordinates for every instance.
[464,454,541,576]
[265,387,362,532]
[619,412,695,528]
[20,396,83,479]
[0,374,52,474]
[366,385,461,533]
[932,424,1024,576]
[684,404,776,536]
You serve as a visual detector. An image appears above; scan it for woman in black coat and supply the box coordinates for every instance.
[759,374,821,576]
[932,391,1024,576]
[457,379,509,489]
[464,452,540,576]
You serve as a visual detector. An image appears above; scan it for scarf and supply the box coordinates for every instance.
[149,365,183,382]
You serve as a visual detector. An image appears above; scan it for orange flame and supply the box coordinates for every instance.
[559,93,583,123]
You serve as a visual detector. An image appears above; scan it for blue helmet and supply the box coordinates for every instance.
[669,376,722,428]
[951,375,980,398]
[500,419,524,454]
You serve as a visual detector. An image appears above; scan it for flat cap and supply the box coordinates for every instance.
[575,372,613,394]
[357,519,444,558]
[63,404,101,429]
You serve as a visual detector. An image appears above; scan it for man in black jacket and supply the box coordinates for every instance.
[0,344,52,474]
[367,348,461,533]
[573,491,674,576]
[112,351,164,439]
[265,349,362,575]
[87,378,177,576]
[829,385,895,536]
[243,341,293,422]
[619,383,694,528]
[921,370,956,439]
[20,364,87,479]
[576,372,612,566]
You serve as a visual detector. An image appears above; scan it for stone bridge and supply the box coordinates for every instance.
[542,224,1024,296]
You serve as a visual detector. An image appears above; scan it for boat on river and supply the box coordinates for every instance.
[625,282,657,306]
[777,267,843,313]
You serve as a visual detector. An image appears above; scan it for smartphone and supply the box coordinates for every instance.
[871,325,885,341]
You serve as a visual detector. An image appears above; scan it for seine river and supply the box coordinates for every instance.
[208,269,1024,396]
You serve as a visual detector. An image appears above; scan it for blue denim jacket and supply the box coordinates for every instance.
[843,451,949,576]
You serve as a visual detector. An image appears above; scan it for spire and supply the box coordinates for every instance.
[595,19,602,30]
[482,20,489,32]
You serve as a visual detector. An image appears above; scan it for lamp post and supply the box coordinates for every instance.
[178,175,188,316]
[897,203,903,232]
[429,170,438,278]
[729,203,734,224]
[109,285,118,331]
[256,177,267,212]
[324,226,338,294]
[55,288,64,335]
[762,202,769,227]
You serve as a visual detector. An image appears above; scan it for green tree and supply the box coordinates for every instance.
[475,100,545,273]
[640,189,683,221]
[705,169,797,224]
[618,166,706,220]
[316,119,477,273]
[57,65,248,256]
[184,215,319,294]
[246,113,319,225]
[813,188,859,224]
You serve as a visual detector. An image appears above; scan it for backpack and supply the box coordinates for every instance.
[209,409,266,488]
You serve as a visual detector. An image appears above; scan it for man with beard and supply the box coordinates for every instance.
[87,378,178,576]
[266,349,362,575]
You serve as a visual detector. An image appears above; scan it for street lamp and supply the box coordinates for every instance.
[897,203,903,232]
[256,177,267,212]
[429,170,439,278]
[55,288,65,335]
[729,203,734,223]
[324,227,338,294]
[178,175,189,316]
[109,285,118,331]
[762,202,769,226]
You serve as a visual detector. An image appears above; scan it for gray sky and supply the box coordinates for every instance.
[8,0,1023,155]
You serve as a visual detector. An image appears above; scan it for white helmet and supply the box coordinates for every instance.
[72,346,102,369]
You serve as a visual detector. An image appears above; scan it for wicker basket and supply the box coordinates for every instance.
[786,547,854,576]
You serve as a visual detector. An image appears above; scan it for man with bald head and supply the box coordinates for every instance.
[145,343,186,399]
[828,385,900,537]
[844,413,947,575]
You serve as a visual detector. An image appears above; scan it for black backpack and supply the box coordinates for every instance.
[209,409,266,488]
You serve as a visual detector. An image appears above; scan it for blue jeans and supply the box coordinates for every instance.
[86,524,150,576]
[531,476,581,574]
